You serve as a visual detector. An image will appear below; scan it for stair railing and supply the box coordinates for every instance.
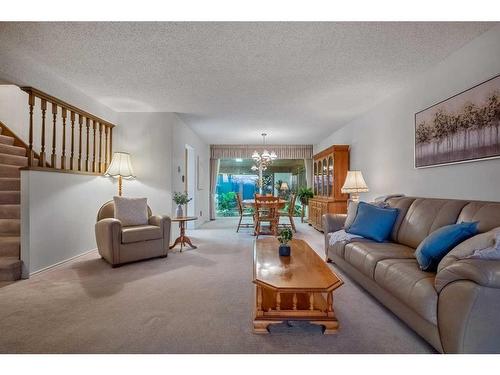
[21,87,115,175]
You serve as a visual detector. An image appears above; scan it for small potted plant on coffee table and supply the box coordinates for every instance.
[278,227,293,257]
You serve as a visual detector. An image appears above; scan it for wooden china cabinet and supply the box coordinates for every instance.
[308,145,350,231]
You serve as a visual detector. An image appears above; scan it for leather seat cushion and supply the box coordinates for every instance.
[375,258,438,324]
[344,241,415,279]
[328,237,371,259]
[122,225,163,244]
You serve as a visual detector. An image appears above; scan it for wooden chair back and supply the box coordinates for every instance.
[255,195,280,219]
[236,193,244,215]
[288,193,297,216]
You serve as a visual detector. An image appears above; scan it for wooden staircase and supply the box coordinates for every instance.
[0,125,33,281]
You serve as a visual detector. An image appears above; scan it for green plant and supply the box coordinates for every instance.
[217,192,237,212]
[278,227,293,245]
[297,187,314,204]
[173,192,192,205]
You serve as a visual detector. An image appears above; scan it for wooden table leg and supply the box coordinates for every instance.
[169,220,197,251]
[311,320,339,334]
[253,320,283,334]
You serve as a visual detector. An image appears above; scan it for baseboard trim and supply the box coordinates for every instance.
[29,248,98,277]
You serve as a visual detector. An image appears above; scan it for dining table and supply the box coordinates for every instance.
[242,198,287,209]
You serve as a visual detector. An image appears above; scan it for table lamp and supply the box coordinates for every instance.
[341,170,368,202]
[104,152,135,196]
[279,181,289,198]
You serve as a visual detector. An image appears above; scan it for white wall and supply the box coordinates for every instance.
[21,170,116,276]
[171,116,210,229]
[316,25,500,202]
[115,112,174,216]
[0,85,25,138]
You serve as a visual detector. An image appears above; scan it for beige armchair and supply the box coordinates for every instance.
[95,200,171,267]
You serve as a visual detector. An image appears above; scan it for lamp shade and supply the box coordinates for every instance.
[280,181,289,191]
[341,171,368,193]
[104,152,135,179]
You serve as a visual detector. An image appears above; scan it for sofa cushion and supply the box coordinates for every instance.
[385,197,416,242]
[344,200,359,231]
[457,201,500,233]
[437,226,500,272]
[347,202,399,242]
[415,222,479,272]
[328,237,370,259]
[344,241,415,279]
[114,196,149,226]
[396,198,468,249]
[122,225,163,243]
[374,258,437,324]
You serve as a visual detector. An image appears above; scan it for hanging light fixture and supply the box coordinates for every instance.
[252,133,277,165]
[252,133,278,193]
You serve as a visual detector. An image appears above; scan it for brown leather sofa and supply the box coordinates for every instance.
[323,197,500,353]
[95,200,171,267]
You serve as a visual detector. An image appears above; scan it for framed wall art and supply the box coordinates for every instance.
[415,74,500,168]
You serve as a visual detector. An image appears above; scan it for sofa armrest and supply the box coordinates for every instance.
[149,215,172,252]
[322,213,347,234]
[322,213,347,258]
[95,218,122,265]
[436,259,500,292]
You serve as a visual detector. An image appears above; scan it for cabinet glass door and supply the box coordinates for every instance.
[328,156,334,197]
[318,161,322,196]
[313,162,317,195]
[322,159,327,197]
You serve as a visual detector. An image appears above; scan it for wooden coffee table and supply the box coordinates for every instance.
[253,238,343,334]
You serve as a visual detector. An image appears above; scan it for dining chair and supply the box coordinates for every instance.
[279,193,297,232]
[236,193,253,232]
[253,195,280,237]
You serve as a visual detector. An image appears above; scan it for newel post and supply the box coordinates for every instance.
[28,92,35,167]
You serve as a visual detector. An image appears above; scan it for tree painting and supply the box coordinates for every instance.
[415,75,500,168]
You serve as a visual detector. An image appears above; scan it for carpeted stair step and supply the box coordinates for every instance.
[0,163,21,178]
[0,257,22,281]
[0,219,20,235]
[0,191,20,204]
[0,204,20,219]
[0,178,20,191]
[0,134,15,146]
[0,236,20,257]
[0,153,31,167]
[0,143,26,157]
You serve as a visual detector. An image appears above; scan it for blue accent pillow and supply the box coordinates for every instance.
[415,221,479,272]
[346,201,399,242]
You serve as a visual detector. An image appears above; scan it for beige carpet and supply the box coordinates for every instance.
[0,218,434,353]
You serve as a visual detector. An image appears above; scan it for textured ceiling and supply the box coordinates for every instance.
[0,22,495,144]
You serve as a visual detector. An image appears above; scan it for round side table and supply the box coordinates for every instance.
[170,216,198,252]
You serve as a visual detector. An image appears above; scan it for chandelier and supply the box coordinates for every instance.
[251,133,277,172]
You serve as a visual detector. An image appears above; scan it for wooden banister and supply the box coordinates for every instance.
[20,87,116,175]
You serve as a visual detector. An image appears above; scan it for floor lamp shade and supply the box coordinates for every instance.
[341,170,369,201]
[104,152,135,196]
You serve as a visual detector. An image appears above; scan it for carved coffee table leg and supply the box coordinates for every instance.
[253,320,283,334]
[311,320,339,334]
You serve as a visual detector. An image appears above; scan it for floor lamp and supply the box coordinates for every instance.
[104,152,136,196]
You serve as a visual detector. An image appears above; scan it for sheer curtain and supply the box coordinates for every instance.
[304,158,313,188]
[209,158,220,220]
